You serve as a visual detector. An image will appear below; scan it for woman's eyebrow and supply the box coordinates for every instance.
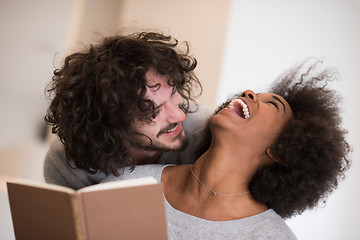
[272,95,286,112]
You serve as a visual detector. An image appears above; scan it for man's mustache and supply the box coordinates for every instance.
[157,123,179,136]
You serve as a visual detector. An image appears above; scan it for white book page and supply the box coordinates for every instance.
[77,177,159,193]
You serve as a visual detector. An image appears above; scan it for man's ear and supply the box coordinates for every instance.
[266,148,282,164]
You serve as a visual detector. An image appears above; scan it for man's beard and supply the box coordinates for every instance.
[135,131,189,153]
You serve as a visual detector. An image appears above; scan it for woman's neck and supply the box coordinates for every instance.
[162,144,269,221]
[191,144,262,193]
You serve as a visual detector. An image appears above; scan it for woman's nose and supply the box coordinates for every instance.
[243,90,257,102]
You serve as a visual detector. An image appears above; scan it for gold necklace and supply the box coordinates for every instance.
[190,167,251,196]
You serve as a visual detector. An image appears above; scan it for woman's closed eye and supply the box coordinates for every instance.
[267,101,279,109]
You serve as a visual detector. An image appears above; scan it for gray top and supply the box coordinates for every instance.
[43,105,213,190]
[104,165,298,240]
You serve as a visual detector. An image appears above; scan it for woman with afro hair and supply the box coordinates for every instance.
[104,60,351,240]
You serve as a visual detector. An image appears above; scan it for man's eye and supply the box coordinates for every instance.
[151,109,160,119]
[171,86,178,95]
[178,104,185,112]
[268,101,278,109]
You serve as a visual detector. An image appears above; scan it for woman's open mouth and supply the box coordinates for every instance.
[228,98,250,119]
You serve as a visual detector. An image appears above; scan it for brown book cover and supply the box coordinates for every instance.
[7,177,168,240]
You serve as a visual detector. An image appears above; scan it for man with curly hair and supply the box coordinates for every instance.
[44,32,212,190]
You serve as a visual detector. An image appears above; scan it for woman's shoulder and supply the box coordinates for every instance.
[166,208,297,240]
[252,209,297,239]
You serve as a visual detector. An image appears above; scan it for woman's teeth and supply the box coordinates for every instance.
[228,99,250,119]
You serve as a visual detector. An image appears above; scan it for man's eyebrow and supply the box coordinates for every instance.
[154,86,177,110]
[272,95,286,112]
[154,103,165,110]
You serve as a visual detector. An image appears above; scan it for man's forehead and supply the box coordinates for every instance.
[145,68,172,92]
[145,68,164,81]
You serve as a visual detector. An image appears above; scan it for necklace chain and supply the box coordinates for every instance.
[190,167,251,196]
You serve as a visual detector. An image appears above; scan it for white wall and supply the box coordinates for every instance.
[0,1,74,239]
[0,0,73,149]
[218,1,360,239]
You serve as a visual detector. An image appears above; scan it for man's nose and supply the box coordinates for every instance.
[166,90,186,122]
[166,103,186,123]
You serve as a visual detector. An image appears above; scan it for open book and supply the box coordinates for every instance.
[7,177,168,240]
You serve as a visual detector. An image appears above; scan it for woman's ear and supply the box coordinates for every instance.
[266,148,282,164]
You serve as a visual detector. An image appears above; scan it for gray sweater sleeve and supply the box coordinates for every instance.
[166,205,298,240]
[43,138,105,190]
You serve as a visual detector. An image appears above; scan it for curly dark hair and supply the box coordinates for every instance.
[250,60,351,218]
[196,60,351,219]
[45,31,201,175]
